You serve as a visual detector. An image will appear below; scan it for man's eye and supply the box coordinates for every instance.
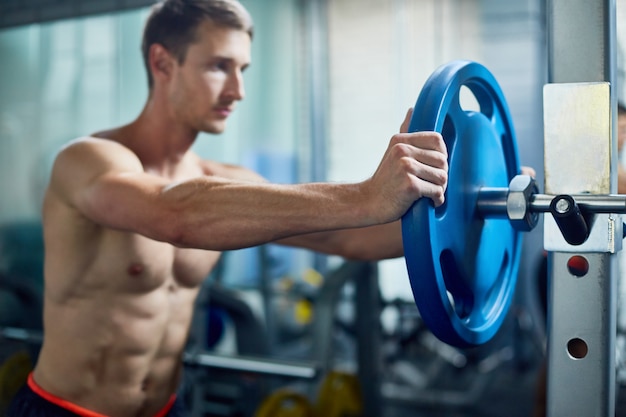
[211,62,229,72]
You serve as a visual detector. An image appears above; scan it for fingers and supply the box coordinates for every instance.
[521,165,536,178]
[391,131,448,159]
[406,155,448,206]
[389,131,448,206]
[416,177,447,207]
[393,147,448,186]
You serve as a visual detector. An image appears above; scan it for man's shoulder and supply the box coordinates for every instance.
[45,136,145,210]
[60,136,133,155]
[49,137,143,192]
[56,136,140,169]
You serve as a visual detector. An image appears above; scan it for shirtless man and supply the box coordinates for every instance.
[7,1,447,416]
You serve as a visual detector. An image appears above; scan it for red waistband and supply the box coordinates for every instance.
[28,373,177,417]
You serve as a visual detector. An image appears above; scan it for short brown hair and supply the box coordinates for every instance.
[141,0,253,89]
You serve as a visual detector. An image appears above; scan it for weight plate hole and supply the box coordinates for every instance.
[567,338,588,359]
[460,85,480,113]
[440,249,473,319]
[441,114,456,144]
[567,255,589,277]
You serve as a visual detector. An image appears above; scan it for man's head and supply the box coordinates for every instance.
[141,0,253,90]
[141,0,253,134]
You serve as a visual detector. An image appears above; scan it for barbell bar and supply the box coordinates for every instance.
[478,183,626,218]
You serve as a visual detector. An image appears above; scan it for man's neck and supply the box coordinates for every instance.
[119,104,199,171]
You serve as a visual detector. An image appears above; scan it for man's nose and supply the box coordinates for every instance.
[227,71,245,101]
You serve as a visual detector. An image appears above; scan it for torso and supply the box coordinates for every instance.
[34,144,224,417]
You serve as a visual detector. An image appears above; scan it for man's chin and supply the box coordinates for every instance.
[202,122,227,135]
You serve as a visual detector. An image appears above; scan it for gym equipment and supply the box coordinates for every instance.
[254,389,314,417]
[0,327,43,345]
[183,351,318,380]
[253,371,363,417]
[310,261,382,416]
[544,1,618,415]
[203,283,270,356]
[402,60,522,348]
[314,371,363,417]
[402,60,626,349]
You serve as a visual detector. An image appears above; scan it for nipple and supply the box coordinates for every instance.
[127,263,144,276]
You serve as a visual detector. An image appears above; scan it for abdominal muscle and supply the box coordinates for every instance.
[34,280,199,417]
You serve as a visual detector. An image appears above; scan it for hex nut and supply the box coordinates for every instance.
[507,175,539,232]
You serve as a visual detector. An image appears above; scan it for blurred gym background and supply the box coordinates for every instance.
[0,0,625,416]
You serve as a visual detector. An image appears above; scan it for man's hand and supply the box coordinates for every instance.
[362,108,448,224]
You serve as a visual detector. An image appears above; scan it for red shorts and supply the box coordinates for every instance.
[7,373,180,417]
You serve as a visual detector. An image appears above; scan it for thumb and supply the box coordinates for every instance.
[400,107,413,133]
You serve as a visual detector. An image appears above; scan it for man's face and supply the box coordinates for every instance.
[168,21,251,134]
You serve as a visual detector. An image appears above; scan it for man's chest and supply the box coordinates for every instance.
[102,233,222,291]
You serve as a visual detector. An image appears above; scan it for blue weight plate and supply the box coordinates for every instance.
[402,60,521,348]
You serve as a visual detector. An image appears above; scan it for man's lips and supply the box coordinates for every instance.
[214,107,233,117]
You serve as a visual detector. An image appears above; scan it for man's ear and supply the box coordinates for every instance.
[149,43,175,83]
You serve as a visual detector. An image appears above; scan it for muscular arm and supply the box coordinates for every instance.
[200,158,405,259]
[51,135,446,252]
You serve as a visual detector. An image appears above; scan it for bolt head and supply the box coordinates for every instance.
[507,175,539,231]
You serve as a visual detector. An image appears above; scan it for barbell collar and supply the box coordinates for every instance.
[549,194,590,246]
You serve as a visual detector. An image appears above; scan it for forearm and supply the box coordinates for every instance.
[160,177,380,250]
[276,221,404,261]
